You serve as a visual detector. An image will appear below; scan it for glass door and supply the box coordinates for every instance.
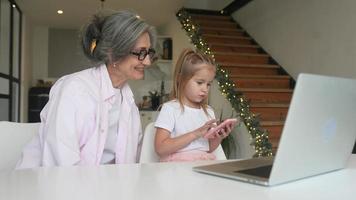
[0,0,22,121]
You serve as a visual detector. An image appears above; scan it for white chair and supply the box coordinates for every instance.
[0,121,40,171]
[139,122,160,163]
[139,122,226,163]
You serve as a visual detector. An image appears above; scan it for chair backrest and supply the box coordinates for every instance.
[214,143,227,160]
[139,122,227,163]
[139,122,160,163]
[0,121,40,171]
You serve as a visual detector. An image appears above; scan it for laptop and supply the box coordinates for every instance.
[193,73,356,186]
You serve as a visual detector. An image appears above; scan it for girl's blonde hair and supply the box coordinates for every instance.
[170,48,216,113]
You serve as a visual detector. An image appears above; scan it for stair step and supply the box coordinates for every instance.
[210,42,259,48]
[211,45,259,54]
[219,63,280,75]
[204,35,253,45]
[193,17,234,23]
[199,27,245,33]
[208,41,260,54]
[200,28,245,37]
[230,75,291,89]
[250,104,289,121]
[269,134,282,149]
[230,75,290,79]
[260,121,284,138]
[214,52,270,64]
[219,63,278,68]
[215,52,268,56]
[196,20,238,29]
[212,45,259,54]
[193,18,235,25]
[203,34,249,39]
[239,88,293,92]
[260,121,284,153]
[250,103,290,108]
[190,14,231,21]
[270,139,280,153]
[237,88,293,104]
[246,119,283,153]
[260,120,285,126]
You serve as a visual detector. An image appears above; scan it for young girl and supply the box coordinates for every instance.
[154,49,234,162]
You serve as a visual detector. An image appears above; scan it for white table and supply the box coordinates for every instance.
[1,155,355,200]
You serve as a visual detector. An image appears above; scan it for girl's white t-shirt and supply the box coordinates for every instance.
[154,100,216,152]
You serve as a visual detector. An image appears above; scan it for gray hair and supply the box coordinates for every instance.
[82,10,157,64]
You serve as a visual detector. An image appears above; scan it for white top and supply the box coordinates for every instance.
[155,100,215,152]
[101,88,123,164]
[1,155,355,200]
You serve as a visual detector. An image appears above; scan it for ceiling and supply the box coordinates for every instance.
[16,0,186,29]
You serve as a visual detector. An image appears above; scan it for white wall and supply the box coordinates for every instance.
[31,27,90,82]
[48,28,90,78]
[20,15,33,122]
[233,0,356,79]
[158,14,194,70]
[31,26,48,85]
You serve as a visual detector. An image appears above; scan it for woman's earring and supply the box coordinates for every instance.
[113,63,117,68]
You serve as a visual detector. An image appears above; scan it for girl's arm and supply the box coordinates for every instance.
[154,119,216,157]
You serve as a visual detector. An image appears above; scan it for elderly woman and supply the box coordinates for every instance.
[17,10,156,168]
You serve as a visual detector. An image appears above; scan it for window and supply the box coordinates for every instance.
[0,0,22,121]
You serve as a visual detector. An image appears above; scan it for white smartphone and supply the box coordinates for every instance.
[203,118,238,139]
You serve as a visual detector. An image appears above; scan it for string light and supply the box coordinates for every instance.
[176,9,272,157]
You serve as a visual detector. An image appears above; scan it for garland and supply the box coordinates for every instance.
[176,9,272,157]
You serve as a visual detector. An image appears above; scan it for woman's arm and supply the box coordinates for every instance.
[41,79,96,166]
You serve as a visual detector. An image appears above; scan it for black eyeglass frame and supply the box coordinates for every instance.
[130,48,156,61]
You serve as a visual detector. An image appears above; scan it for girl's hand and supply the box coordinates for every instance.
[193,119,216,139]
[207,122,234,153]
[209,121,234,140]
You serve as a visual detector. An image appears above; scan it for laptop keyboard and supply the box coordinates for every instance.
[234,165,273,178]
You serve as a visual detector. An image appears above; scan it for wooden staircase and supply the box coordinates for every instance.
[189,13,295,153]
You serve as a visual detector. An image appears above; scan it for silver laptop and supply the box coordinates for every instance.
[193,73,356,186]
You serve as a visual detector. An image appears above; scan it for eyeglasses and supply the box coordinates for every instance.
[130,48,156,61]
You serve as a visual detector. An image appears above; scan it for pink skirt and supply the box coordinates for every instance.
[160,150,216,162]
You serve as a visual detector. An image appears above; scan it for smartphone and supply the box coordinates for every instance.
[204,118,238,139]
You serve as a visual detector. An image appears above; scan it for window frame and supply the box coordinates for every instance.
[0,0,22,121]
